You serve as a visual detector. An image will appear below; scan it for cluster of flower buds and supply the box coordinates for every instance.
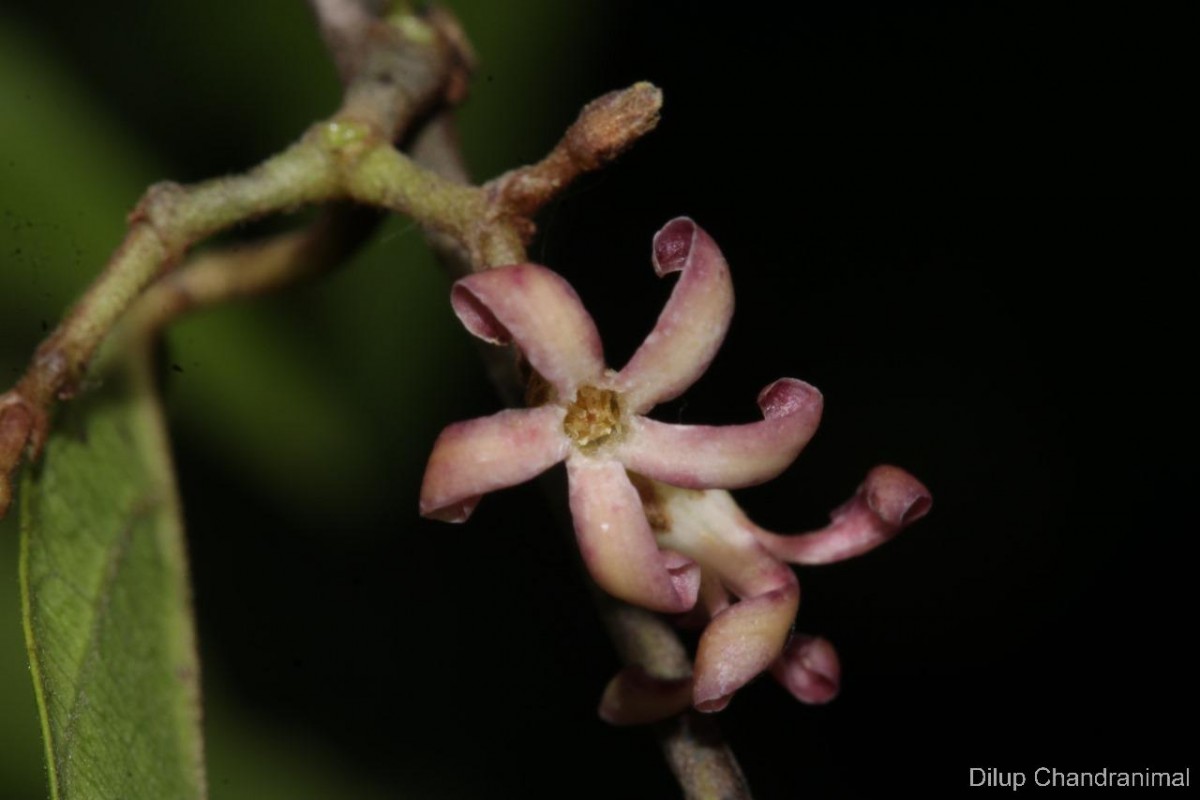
[420,218,930,723]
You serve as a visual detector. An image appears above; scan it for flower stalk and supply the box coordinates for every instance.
[1,2,758,796]
[3,2,933,797]
[0,3,465,515]
[0,5,656,518]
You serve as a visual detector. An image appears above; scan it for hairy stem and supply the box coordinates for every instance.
[111,205,380,352]
[409,105,754,800]
[4,4,754,796]
[23,141,341,406]
[0,3,463,516]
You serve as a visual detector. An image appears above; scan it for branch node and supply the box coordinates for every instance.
[127,181,190,264]
[0,2,465,524]
[315,117,383,166]
[32,348,72,403]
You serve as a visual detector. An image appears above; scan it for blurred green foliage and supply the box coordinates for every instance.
[1,2,603,796]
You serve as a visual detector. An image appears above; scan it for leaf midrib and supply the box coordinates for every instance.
[50,498,156,796]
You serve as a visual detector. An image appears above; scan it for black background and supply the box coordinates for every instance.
[3,2,1190,798]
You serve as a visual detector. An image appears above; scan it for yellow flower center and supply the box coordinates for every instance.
[563,385,623,448]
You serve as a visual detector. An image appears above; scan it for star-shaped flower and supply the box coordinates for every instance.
[420,218,824,614]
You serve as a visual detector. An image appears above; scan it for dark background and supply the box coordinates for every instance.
[0,2,1189,798]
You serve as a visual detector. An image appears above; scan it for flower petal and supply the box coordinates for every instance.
[674,570,733,630]
[419,406,569,522]
[770,634,841,704]
[451,264,605,397]
[566,455,699,613]
[749,465,931,564]
[692,578,800,712]
[655,486,796,597]
[598,666,693,726]
[614,218,735,414]
[616,379,823,489]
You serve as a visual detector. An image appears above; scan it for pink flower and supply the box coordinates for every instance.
[419,218,824,614]
[599,466,931,723]
[420,217,932,723]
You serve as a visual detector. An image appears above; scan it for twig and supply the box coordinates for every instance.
[485,82,662,219]
[3,6,755,796]
[111,205,379,352]
[308,0,375,82]
[409,97,754,800]
[0,4,465,516]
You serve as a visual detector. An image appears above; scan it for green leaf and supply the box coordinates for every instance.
[20,350,205,800]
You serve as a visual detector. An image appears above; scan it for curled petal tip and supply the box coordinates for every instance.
[568,457,698,613]
[450,282,510,345]
[749,463,929,564]
[757,378,823,421]
[863,465,932,528]
[419,497,479,523]
[450,264,605,396]
[651,217,697,277]
[772,635,841,705]
[692,583,800,713]
[615,218,734,412]
[617,377,823,490]
[419,406,568,524]
[598,666,693,726]
[695,694,733,714]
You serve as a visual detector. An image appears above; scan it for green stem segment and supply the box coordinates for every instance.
[410,108,754,800]
[3,2,752,797]
[23,140,342,407]
[0,5,469,518]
